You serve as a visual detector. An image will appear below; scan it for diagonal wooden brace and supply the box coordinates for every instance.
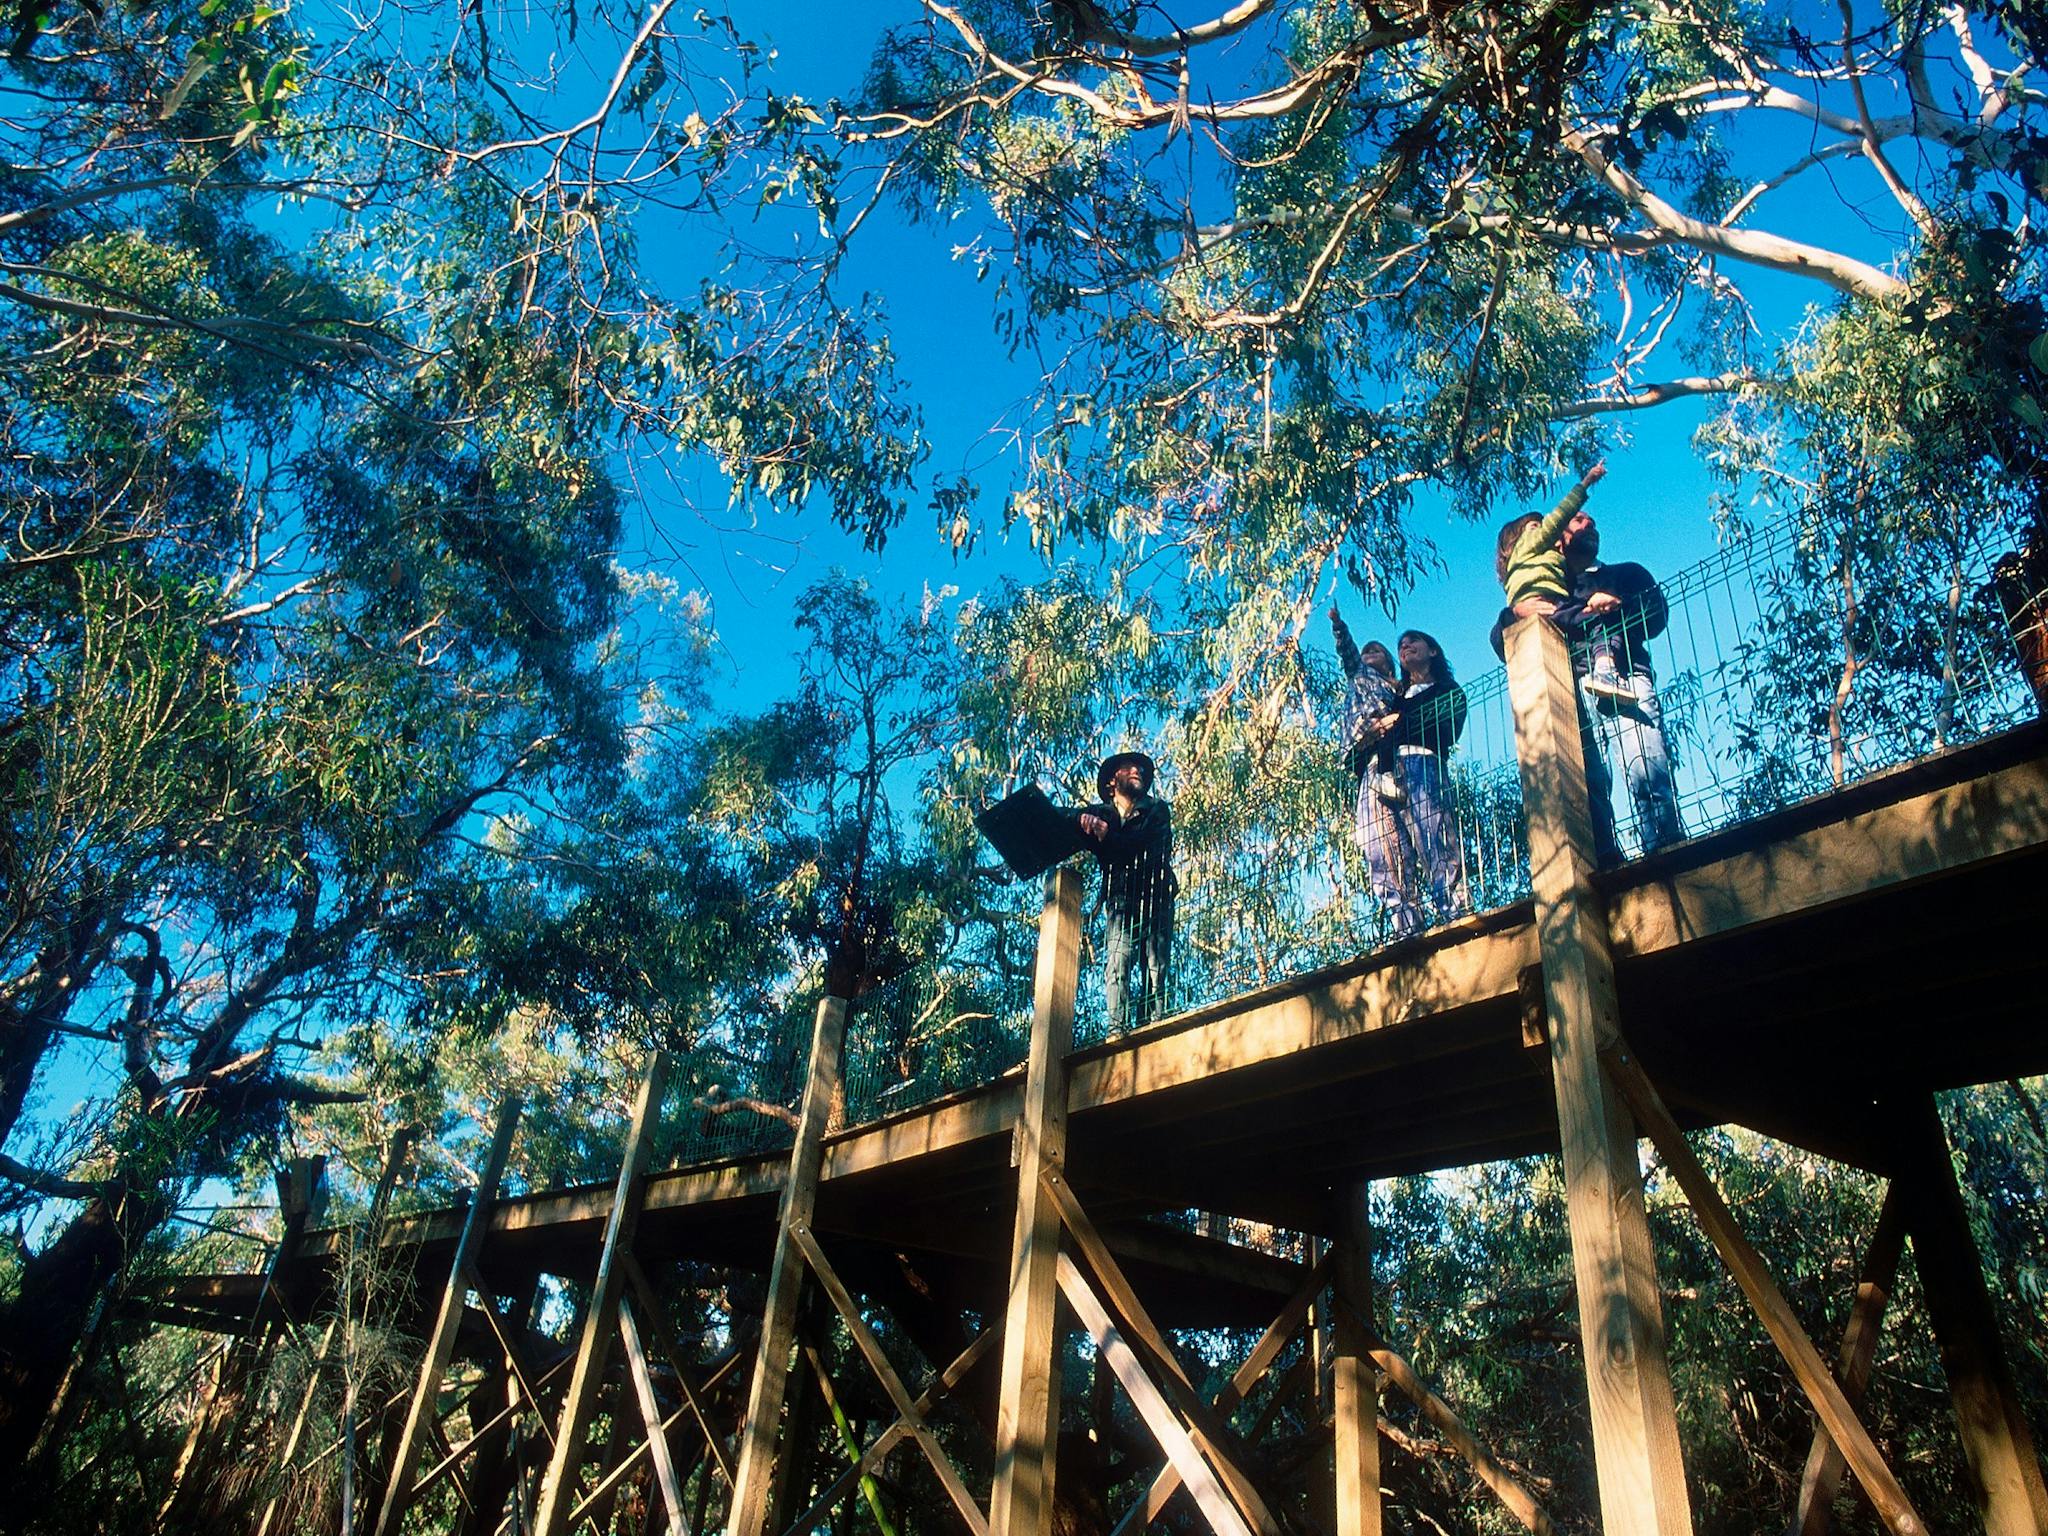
[372,1096,523,1536]
[1362,1333,1555,1536]
[1058,1254,1255,1536]
[1119,1252,1332,1532]
[624,1252,739,1486]
[1602,1047,1928,1536]
[789,1222,992,1536]
[532,1052,673,1536]
[780,1326,999,1536]
[1790,1183,1904,1536]
[620,1291,689,1536]
[1042,1171,1285,1536]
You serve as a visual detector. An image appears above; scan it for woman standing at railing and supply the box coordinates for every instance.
[1331,618,1470,939]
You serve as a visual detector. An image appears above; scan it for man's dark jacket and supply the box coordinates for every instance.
[1489,559,1667,665]
[1077,793,1175,915]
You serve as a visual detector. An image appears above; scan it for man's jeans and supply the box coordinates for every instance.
[1104,896,1173,1032]
[1581,669,1683,863]
[1358,753,1466,939]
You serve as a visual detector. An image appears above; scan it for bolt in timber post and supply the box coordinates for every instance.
[1505,617,1693,1536]
[989,866,1083,1536]
[725,995,850,1536]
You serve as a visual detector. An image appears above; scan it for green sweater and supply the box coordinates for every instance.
[1502,483,1590,606]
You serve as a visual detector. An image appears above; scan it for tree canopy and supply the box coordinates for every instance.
[3,0,2046,1529]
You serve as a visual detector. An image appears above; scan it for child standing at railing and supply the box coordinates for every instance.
[1495,459,1633,705]
[1329,609,1406,804]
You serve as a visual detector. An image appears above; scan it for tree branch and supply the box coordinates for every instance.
[1562,128,1909,301]
[1553,372,1768,418]
[0,1152,101,1200]
[1066,0,1280,57]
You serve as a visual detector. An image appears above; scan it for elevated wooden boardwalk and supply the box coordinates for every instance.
[147,625,2048,1536]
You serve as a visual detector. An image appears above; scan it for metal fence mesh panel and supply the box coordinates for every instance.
[667,510,2040,1164]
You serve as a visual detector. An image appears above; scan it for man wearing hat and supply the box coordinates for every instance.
[1077,750,1176,1030]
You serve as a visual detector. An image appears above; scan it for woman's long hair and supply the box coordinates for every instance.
[1398,629,1454,686]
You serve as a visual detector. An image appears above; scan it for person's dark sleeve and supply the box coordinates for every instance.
[1389,682,1468,752]
[1575,561,1668,642]
[1093,801,1170,860]
[1330,611,1362,679]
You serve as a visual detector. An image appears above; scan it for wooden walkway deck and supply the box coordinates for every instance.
[164,717,2048,1336]
[147,626,2048,1536]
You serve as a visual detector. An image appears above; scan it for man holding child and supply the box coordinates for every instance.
[1491,464,1684,862]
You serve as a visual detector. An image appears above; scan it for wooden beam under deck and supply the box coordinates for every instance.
[181,725,2048,1330]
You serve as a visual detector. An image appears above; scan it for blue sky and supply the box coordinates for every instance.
[621,1,1922,704]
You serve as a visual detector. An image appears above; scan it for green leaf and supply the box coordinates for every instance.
[157,52,216,119]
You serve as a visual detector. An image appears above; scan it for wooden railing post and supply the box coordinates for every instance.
[989,865,1083,1536]
[1895,1098,2048,1536]
[1330,1179,1382,1536]
[372,1101,520,1536]
[1506,616,1693,1536]
[532,1052,673,1536]
[725,996,850,1536]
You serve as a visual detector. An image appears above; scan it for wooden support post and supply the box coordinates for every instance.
[1505,617,1693,1536]
[1604,1052,1927,1536]
[1306,1237,1332,1536]
[1792,1185,1905,1536]
[532,1052,673,1536]
[1330,1180,1382,1536]
[260,1124,421,1536]
[989,866,1083,1536]
[452,1355,521,1536]
[1895,1098,2048,1536]
[726,998,850,1536]
[765,1294,826,1536]
[373,1100,522,1536]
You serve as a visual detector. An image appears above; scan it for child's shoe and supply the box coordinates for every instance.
[1372,768,1406,804]
[1583,664,1634,710]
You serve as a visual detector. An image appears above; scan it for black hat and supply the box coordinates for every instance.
[1096,751,1156,801]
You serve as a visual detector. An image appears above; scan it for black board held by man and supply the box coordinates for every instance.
[975,751,1176,1031]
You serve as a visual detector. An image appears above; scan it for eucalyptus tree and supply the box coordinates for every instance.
[0,0,929,1473]
[777,0,2048,680]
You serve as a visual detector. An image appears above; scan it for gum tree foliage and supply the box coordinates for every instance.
[0,0,927,1478]
[650,0,2048,1027]
[768,0,2048,754]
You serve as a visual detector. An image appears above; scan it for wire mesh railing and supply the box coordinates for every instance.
[1068,664,1527,1047]
[1566,511,2039,861]
[658,508,2043,1169]
[840,948,1039,1127]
